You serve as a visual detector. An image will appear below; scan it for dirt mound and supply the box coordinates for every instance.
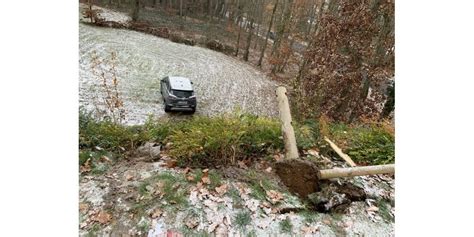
[274,159,320,198]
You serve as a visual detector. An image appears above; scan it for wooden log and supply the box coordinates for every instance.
[324,136,357,167]
[319,164,395,179]
[276,86,299,159]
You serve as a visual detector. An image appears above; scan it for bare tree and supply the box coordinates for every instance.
[235,13,243,56]
[258,0,279,67]
[243,1,256,61]
[132,0,140,21]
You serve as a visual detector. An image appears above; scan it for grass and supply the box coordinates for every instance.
[86,223,101,237]
[137,218,151,234]
[328,119,395,165]
[228,187,243,207]
[234,211,252,231]
[79,149,113,175]
[186,169,222,189]
[245,169,283,201]
[79,108,149,154]
[208,170,223,189]
[136,171,189,211]
[155,172,189,206]
[377,199,394,222]
[279,217,294,234]
[301,210,319,224]
[331,213,344,222]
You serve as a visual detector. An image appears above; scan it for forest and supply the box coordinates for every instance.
[83,0,395,122]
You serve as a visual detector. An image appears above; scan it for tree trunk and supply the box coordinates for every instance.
[235,15,242,56]
[243,17,254,61]
[258,0,279,67]
[305,2,316,40]
[132,0,140,21]
[271,0,293,57]
[253,0,263,50]
[180,0,183,17]
[271,0,293,73]
[207,0,212,20]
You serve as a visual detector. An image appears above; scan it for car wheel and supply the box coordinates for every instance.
[164,105,171,112]
[190,108,196,114]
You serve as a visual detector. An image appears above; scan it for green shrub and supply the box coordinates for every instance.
[79,108,149,153]
[294,120,320,150]
[144,115,183,142]
[329,121,395,165]
[166,114,283,166]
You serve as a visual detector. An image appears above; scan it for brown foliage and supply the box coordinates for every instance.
[170,32,196,46]
[206,39,235,55]
[295,0,395,122]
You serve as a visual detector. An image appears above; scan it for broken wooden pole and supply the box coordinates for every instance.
[318,164,395,179]
[276,86,299,159]
[324,136,357,167]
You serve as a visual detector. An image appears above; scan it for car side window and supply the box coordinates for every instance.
[161,78,169,94]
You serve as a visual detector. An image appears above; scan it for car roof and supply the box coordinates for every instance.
[168,76,193,91]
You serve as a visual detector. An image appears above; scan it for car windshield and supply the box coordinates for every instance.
[172,90,193,98]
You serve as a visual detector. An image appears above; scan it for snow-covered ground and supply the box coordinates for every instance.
[79,5,278,125]
[79,158,394,237]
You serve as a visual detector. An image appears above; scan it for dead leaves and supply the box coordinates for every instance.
[125,174,134,181]
[307,149,320,157]
[301,224,320,234]
[237,160,248,169]
[201,169,210,185]
[186,175,195,182]
[185,216,199,229]
[92,210,112,224]
[215,184,228,196]
[183,167,191,174]
[79,202,89,214]
[80,158,92,173]
[150,208,163,219]
[164,159,177,168]
[100,155,112,163]
[273,153,284,162]
[266,190,283,204]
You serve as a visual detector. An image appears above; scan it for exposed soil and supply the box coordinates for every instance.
[275,159,321,198]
